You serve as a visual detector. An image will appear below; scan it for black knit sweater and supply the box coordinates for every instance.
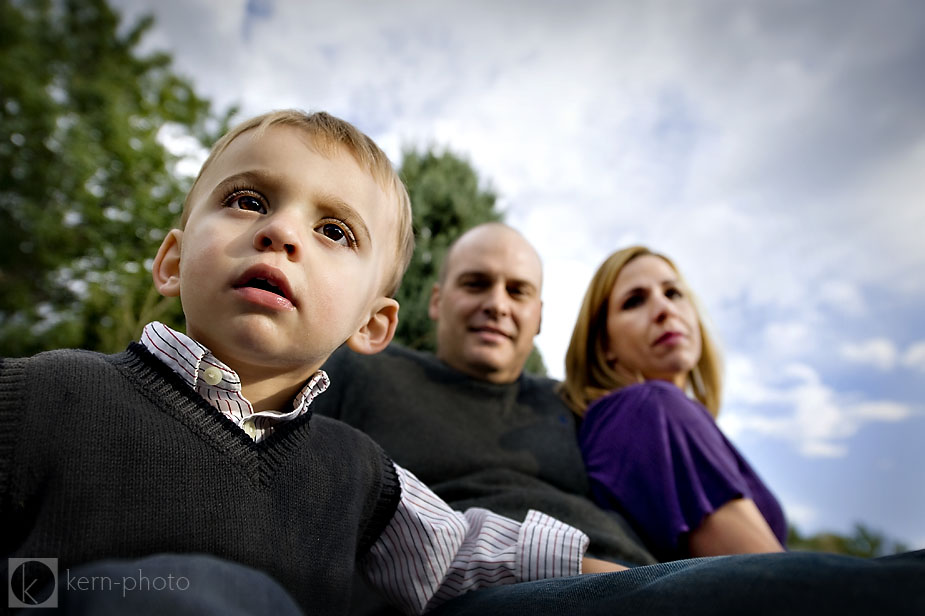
[315,344,656,566]
[0,344,401,615]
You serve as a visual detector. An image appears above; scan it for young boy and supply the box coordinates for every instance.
[0,110,597,614]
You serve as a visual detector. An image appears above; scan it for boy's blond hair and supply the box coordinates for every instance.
[181,110,414,298]
[560,245,723,417]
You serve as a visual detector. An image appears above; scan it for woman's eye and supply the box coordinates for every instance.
[666,287,683,299]
[224,191,267,214]
[316,221,355,247]
[621,295,644,310]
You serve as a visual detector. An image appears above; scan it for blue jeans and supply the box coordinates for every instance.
[37,550,925,615]
[35,553,303,615]
[429,549,925,616]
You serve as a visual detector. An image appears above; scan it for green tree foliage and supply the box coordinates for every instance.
[0,0,226,356]
[787,523,910,558]
[393,148,502,351]
[394,147,546,375]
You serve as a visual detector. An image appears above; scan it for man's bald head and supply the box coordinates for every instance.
[429,223,544,383]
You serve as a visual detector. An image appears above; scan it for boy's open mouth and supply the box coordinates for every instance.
[242,277,286,298]
[233,266,294,305]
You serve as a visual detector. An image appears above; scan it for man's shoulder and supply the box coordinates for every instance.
[515,370,567,405]
[518,370,561,393]
[324,343,436,375]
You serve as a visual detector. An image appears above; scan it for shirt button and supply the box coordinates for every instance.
[203,367,223,385]
[243,422,258,439]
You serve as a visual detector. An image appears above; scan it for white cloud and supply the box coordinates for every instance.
[902,341,925,372]
[157,123,208,179]
[764,321,815,357]
[818,280,867,317]
[840,338,898,371]
[722,356,913,458]
[784,501,820,530]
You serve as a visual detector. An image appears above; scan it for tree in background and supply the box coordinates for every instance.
[393,148,501,350]
[0,0,544,371]
[0,0,227,357]
[393,148,547,374]
[787,523,910,558]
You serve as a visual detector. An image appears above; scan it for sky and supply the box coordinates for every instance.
[112,0,925,548]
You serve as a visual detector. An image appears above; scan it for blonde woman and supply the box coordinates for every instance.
[561,246,785,559]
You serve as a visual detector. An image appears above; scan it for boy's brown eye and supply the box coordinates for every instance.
[224,191,267,214]
[316,222,355,247]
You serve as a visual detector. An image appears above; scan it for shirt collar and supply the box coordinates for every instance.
[140,321,329,422]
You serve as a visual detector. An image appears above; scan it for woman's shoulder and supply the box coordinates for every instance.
[585,380,708,428]
[592,380,692,409]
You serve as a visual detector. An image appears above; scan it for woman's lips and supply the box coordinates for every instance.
[654,331,683,346]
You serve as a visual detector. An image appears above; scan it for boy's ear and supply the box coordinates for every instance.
[427,282,442,322]
[346,297,399,355]
[152,229,183,297]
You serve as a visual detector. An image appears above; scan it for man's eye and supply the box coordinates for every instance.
[316,221,355,247]
[461,279,489,290]
[224,191,267,214]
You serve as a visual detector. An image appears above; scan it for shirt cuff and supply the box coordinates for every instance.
[516,509,589,581]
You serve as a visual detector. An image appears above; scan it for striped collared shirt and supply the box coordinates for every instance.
[140,321,589,614]
[141,320,326,442]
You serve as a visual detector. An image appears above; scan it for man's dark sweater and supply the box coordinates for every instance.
[0,345,400,615]
[315,344,656,566]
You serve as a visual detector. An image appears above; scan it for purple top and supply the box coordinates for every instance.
[578,380,787,559]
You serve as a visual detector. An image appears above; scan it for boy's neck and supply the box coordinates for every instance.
[235,367,322,412]
[199,350,321,412]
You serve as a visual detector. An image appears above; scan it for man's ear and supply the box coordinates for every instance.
[346,297,399,355]
[152,229,183,297]
[537,300,543,335]
[427,282,441,322]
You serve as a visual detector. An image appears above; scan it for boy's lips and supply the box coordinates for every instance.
[232,264,296,310]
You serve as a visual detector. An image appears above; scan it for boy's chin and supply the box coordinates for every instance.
[198,323,329,374]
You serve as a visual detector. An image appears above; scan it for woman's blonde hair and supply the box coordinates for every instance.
[560,246,723,417]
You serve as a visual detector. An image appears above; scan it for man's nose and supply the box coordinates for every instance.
[482,283,511,317]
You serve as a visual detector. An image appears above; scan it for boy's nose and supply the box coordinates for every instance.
[254,218,300,257]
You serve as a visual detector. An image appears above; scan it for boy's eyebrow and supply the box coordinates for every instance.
[313,192,373,248]
[211,170,373,248]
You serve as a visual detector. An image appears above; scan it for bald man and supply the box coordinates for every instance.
[429,223,545,384]
[315,223,655,572]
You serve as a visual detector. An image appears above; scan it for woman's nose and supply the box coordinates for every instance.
[652,294,677,323]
